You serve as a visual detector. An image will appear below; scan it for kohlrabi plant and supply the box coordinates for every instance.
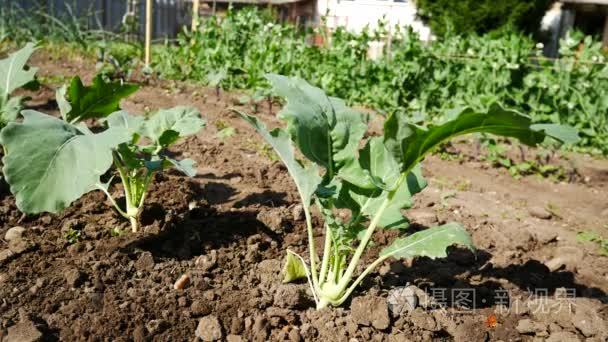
[238,74,580,309]
[0,43,38,128]
[0,74,205,232]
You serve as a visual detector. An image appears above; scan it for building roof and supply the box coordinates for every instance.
[562,0,608,5]
[199,0,305,4]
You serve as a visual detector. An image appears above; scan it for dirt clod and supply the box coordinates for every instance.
[516,319,547,334]
[191,300,212,316]
[351,295,390,330]
[410,308,438,332]
[8,239,34,254]
[273,285,306,309]
[257,207,290,233]
[146,319,169,335]
[529,206,552,220]
[64,268,85,288]
[135,252,155,272]
[196,315,223,341]
[545,331,580,342]
[6,320,43,342]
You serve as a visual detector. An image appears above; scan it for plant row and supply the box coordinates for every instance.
[0,43,580,309]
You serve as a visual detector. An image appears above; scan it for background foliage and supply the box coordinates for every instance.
[414,0,553,36]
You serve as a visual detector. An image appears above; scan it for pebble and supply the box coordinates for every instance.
[529,206,552,220]
[173,273,191,290]
[195,250,218,273]
[4,226,25,242]
[196,315,223,341]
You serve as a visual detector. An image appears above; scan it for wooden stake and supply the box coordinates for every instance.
[144,0,153,67]
[191,0,200,31]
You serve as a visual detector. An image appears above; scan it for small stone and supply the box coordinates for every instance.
[273,285,306,309]
[291,204,304,221]
[516,319,546,334]
[173,273,191,290]
[195,250,218,273]
[4,226,25,242]
[351,295,390,330]
[65,268,85,288]
[191,300,212,316]
[6,320,43,342]
[134,252,155,272]
[145,319,169,335]
[529,206,552,220]
[387,286,418,316]
[196,315,223,341]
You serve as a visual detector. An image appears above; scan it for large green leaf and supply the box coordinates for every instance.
[384,104,581,173]
[238,112,322,208]
[1,96,24,125]
[0,42,38,97]
[266,74,367,173]
[60,75,139,123]
[0,110,130,213]
[380,222,474,259]
[105,110,145,138]
[141,106,205,147]
[338,164,427,229]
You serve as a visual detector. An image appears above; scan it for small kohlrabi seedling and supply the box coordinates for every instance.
[0,43,38,129]
[238,74,580,309]
[0,73,205,232]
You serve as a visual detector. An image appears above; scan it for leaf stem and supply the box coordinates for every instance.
[304,207,319,289]
[336,196,391,290]
[318,226,332,285]
[94,182,129,218]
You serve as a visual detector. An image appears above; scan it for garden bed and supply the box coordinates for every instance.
[0,51,607,341]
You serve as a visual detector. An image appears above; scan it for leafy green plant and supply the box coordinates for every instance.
[238,74,579,309]
[0,74,205,232]
[0,43,38,128]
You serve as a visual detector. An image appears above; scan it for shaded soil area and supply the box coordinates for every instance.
[1,49,608,341]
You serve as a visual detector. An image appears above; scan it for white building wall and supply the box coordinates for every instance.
[317,0,432,41]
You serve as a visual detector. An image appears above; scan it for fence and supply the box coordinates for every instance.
[0,0,191,40]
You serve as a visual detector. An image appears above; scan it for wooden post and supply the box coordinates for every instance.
[144,0,153,67]
[603,13,608,49]
[191,0,200,31]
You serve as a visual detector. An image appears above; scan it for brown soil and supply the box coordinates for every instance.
[1,49,607,342]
